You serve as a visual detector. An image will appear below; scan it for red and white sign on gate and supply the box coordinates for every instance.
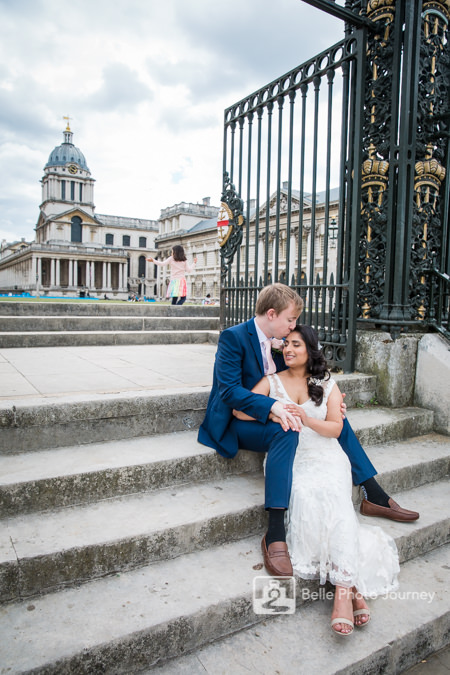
[217,203,233,246]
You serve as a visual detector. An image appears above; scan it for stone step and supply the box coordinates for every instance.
[152,544,450,675]
[0,301,220,317]
[1,458,448,603]
[0,374,378,454]
[0,316,220,332]
[0,329,220,348]
[1,429,448,518]
[0,431,262,517]
[0,514,448,674]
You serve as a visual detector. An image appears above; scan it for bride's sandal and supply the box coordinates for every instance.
[352,589,371,627]
[353,608,371,627]
[331,618,354,637]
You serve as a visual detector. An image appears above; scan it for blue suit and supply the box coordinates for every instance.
[198,317,376,508]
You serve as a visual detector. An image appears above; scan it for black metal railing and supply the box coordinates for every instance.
[219,28,367,372]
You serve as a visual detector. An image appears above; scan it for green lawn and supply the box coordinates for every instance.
[0,296,203,305]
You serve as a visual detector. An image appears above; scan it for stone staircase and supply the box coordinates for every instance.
[0,301,220,348]
[0,373,449,674]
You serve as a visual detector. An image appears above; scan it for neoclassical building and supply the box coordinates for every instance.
[153,199,220,300]
[242,185,340,288]
[0,123,159,299]
[152,184,340,301]
[0,124,340,303]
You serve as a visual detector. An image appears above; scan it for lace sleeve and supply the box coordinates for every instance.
[322,377,336,404]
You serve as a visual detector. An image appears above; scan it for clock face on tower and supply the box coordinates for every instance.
[68,164,78,174]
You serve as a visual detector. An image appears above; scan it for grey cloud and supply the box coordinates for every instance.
[158,103,219,134]
[148,0,343,108]
[147,56,246,103]
[0,78,58,146]
[172,0,344,81]
[86,63,153,112]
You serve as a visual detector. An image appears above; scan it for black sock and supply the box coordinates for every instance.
[360,477,390,507]
[266,508,286,547]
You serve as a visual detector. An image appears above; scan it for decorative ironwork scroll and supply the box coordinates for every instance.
[219,171,245,282]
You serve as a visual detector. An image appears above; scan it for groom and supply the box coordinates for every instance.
[198,283,419,577]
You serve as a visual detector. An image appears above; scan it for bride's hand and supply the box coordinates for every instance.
[284,403,306,422]
[287,405,308,426]
[270,401,302,432]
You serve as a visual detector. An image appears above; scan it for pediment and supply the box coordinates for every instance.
[51,208,101,226]
[36,208,102,229]
[252,189,311,221]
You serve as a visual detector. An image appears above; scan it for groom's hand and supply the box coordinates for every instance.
[340,393,347,419]
[270,401,302,432]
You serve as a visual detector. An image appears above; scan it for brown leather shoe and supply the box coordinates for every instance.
[261,535,293,576]
[360,498,419,522]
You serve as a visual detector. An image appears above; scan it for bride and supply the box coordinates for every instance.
[234,324,399,636]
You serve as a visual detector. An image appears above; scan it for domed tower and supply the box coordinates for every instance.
[39,119,95,220]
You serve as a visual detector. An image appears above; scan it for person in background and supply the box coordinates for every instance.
[202,293,212,305]
[147,245,197,305]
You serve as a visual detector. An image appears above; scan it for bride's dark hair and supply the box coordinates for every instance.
[291,324,330,405]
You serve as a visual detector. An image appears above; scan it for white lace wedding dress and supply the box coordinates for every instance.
[268,374,400,597]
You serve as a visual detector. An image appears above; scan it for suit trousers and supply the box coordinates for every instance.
[230,418,298,509]
[230,416,376,510]
[339,417,377,485]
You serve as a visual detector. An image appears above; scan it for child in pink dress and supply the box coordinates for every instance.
[147,245,197,305]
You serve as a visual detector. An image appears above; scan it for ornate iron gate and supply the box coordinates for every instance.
[218,21,368,372]
[219,1,450,369]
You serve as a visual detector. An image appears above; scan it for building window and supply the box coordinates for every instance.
[138,255,146,277]
[122,235,131,247]
[61,181,66,200]
[106,234,114,246]
[71,216,82,243]
[139,237,147,248]
[203,251,208,266]
[79,184,83,202]
[71,181,75,201]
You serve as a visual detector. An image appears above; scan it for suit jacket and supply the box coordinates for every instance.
[198,317,285,458]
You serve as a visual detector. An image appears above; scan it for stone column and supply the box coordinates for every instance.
[85,261,91,288]
[73,260,78,287]
[55,259,60,287]
[118,263,123,290]
[289,231,297,283]
[91,262,96,289]
[36,257,42,284]
[123,263,127,290]
[102,262,107,289]
[68,260,73,287]
[305,227,312,284]
[257,235,264,284]
[50,258,55,287]
[107,262,112,289]
[271,234,276,277]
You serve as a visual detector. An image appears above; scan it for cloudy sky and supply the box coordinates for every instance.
[0,0,344,243]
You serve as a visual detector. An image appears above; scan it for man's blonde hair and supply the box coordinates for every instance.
[255,283,304,316]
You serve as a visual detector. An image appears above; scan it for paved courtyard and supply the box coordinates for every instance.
[0,344,216,402]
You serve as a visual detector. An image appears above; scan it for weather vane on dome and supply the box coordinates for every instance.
[63,115,72,132]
